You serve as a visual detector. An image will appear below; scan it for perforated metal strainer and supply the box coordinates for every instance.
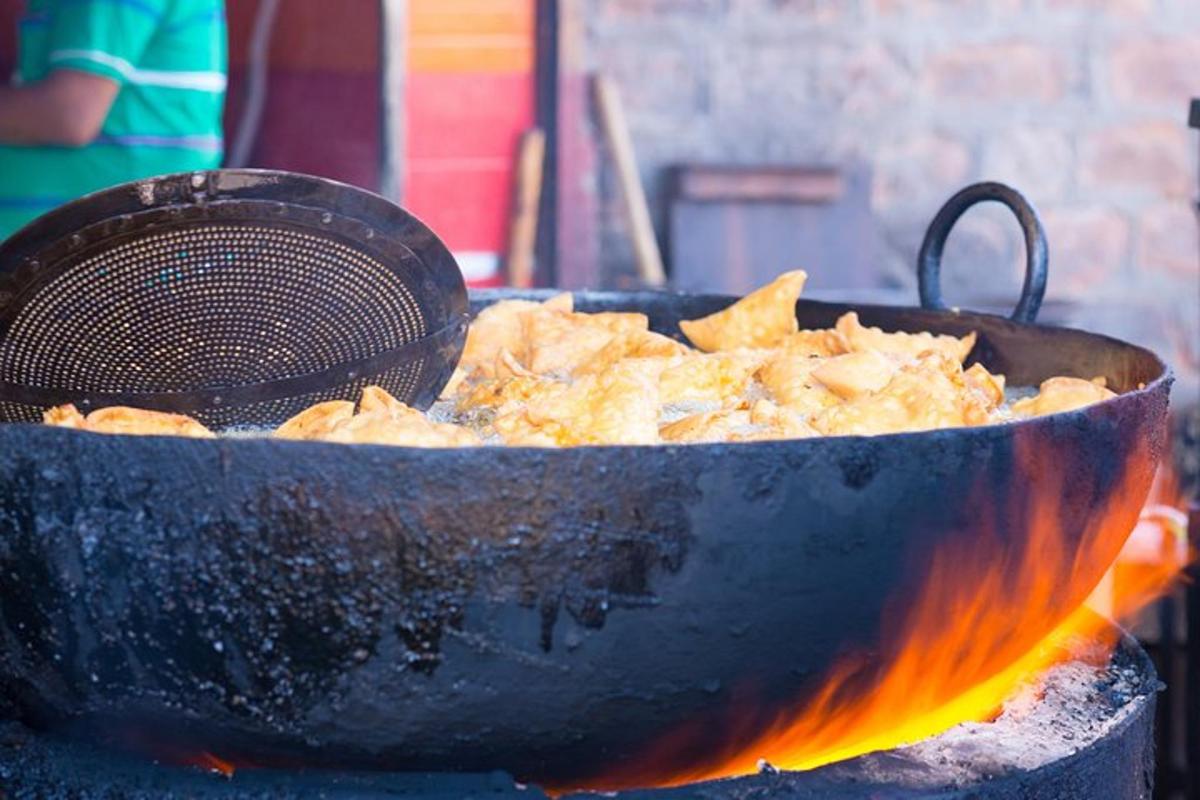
[0,169,468,430]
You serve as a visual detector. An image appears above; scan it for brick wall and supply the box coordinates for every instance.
[571,0,1200,403]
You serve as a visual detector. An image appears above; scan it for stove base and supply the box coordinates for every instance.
[0,636,1157,800]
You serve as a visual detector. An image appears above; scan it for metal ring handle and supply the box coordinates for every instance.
[917,181,1048,324]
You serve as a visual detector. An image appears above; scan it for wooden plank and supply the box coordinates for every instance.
[675,165,844,204]
[593,74,666,287]
[506,128,546,288]
[379,0,407,201]
[668,165,884,295]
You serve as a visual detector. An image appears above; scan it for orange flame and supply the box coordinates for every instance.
[551,438,1188,794]
[185,751,236,779]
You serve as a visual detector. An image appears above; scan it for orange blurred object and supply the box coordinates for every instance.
[1091,465,1189,619]
[409,0,534,73]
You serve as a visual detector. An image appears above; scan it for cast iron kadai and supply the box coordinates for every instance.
[0,169,469,430]
[0,182,1173,786]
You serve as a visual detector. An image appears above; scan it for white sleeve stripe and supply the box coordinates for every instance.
[48,49,226,92]
[48,47,133,77]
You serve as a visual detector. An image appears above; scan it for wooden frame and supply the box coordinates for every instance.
[378,0,407,202]
[534,0,560,285]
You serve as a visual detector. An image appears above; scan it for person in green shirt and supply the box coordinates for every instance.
[0,0,227,239]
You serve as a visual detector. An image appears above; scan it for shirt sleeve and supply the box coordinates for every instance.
[44,0,169,83]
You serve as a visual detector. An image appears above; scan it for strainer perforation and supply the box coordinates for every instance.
[0,170,467,429]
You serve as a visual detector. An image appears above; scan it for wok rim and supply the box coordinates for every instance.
[0,293,1173,453]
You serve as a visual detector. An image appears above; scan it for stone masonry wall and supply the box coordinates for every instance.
[573,0,1200,402]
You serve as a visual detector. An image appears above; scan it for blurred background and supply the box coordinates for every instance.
[0,0,1195,409]
[0,2,1196,795]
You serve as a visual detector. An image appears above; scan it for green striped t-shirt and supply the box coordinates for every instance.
[0,0,227,239]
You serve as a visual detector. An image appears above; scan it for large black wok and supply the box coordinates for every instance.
[0,185,1172,785]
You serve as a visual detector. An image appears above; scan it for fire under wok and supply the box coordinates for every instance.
[0,184,1173,785]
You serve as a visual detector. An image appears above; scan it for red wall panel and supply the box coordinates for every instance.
[405,0,535,285]
[407,163,513,253]
[407,73,533,161]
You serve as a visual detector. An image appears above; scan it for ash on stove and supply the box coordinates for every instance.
[843,640,1156,791]
[0,636,1158,800]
